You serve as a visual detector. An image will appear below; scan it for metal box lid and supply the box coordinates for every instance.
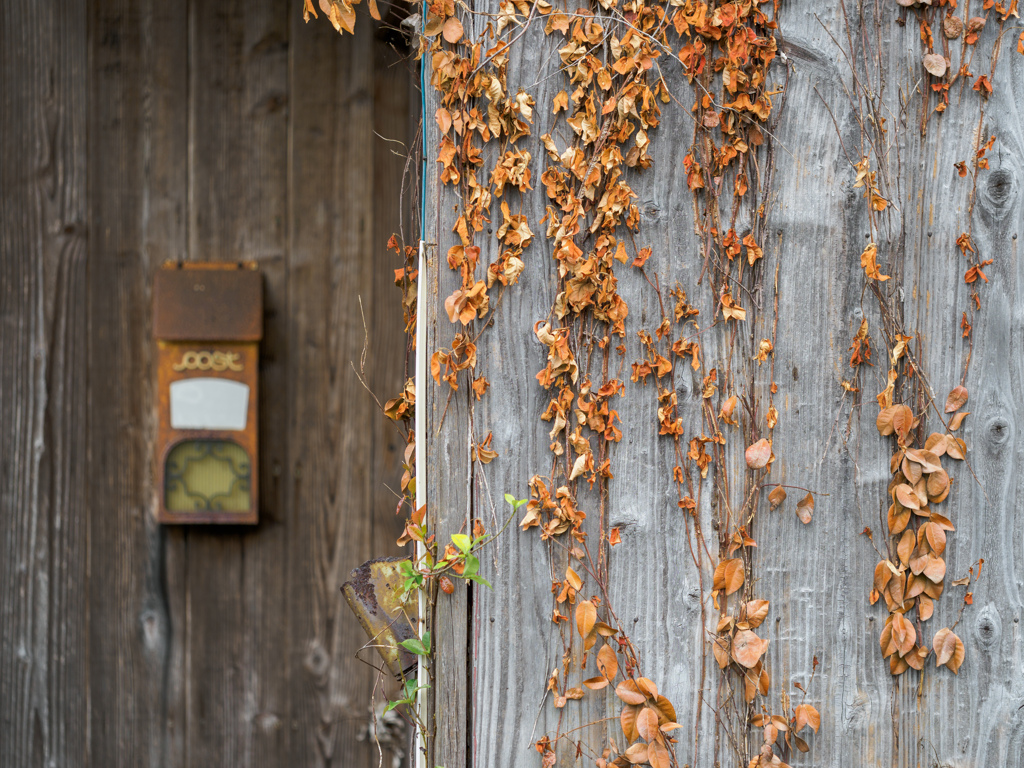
[153,263,263,341]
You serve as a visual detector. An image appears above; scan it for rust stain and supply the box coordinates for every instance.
[342,557,418,679]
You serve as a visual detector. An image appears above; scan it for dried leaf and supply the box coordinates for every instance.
[576,600,597,640]
[897,530,915,566]
[796,493,814,524]
[745,438,772,469]
[620,704,639,741]
[652,695,677,726]
[918,594,934,621]
[926,470,950,503]
[597,643,618,681]
[624,742,648,765]
[949,411,969,430]
[648,741,670,768]
[945,386,968,413]
[714,558,745,595]
[635,678,658,699]
[583,676,609,690]
[924,432,947,456]
[945,436,967,460]
[933,628,965,673]
[895,484,921,511]
[731,629,768,668]
[442,15,464,43]
[861,242,890,281]
[768,486,787,509]
[891,611,916,656]
[565,566,582,591]
[712,635,731,669]
[744,599,770,628]
[923,555,946,583]
[874,561,893,593]
[923,53,948,77]
[636,707,659,742]
[794,704,820,734]
[615,680,648,706]
[906,448,943,473]
[905,644,929,670]
[923,522,946,555]
[876,406,896,436]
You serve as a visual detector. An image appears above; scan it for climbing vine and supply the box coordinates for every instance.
[306,0,1024,765]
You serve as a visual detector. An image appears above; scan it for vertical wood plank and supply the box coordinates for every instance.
[86,1,190,765]
[288,6,412,766]
[422,46,471,768]
[423,3,1024,767]
[0,1,88,766]
[184,0,291,765]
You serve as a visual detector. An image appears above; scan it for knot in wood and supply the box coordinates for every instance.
[979,168,1016,222]
[973,605,1001,648]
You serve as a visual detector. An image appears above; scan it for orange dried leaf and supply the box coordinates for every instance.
[891,612,916,656]
[636,707,659,742]
[745,438,772,469]
[442,15,464,43]
[933,627,965,673]
[624,742,648,765]
[949,411,969,430]
[576,600,597,640]
[796,493,814,524]
[615,680,648,706]
[768,486,787,509]
[714,558,745,595]
[945,385,968,413]
[565,566,582,591]
[794,704,820,734]
[620,704,639,741]
[648,741,670,768]
[744,599,770,628]
[597,643,618,681]
[731,629,768,668]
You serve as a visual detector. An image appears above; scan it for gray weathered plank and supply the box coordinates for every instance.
[425,3,1024,767]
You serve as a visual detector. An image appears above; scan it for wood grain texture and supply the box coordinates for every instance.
[423,66,472,768]
[288,5,412,765]
[423,3,1024,767]
[2,0,413,765]
[0,3,88,768]
[86,1,184,765]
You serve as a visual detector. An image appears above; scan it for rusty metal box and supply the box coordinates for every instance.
[154,262,262,525]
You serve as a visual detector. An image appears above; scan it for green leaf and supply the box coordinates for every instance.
[451,533,472,553]
[462,554,480,577]
[467,573,492,589]
[399,636,429,656]
[505,493,527,510]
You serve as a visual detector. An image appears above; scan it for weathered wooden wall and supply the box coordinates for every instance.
[0,1,414,765]
[424,3,1024,767]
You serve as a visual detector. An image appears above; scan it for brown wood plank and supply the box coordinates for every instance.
[0,1,89,766]
[287,6,412,766]
[85,0,190,764]
[184,0,291,764]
